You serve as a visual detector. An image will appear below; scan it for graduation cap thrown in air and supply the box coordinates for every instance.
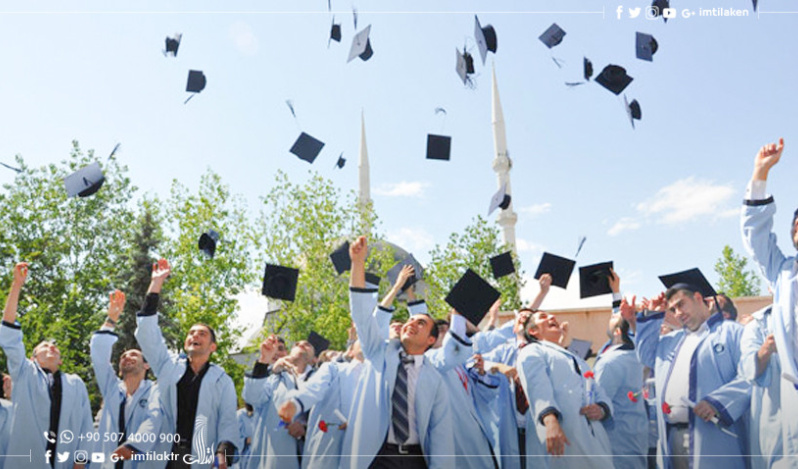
[534,252,575,289]
[386,254,424,291]
[652,0,670,22]
[307,331,330,357]
[347,25,373,62]
[290,132,325,164]
[635,32,658,61]
[329,18,342,47]
[568,338,593,360]
[165,33,182,57]
[487,183,511,216]
[64,161,105,198]
[198,230,220,258]
[456,48,475,85]
[659,268,717,298]
[624,95,642,129]
[262,263,300,302]
[595,65,633,95]
[490,251,515,279]
[334,154,346,169]
[579,261,614,299]
[474,15,497,65]
[329,241,351,275]
[539,23,566,49]
[445,268,501,325]
[426,134,451,161]
[185,70,206,104]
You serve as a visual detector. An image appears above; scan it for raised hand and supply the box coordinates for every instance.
[395,265,415,289]
[258,335,280,364]
[12,262,28,287]
[148,258,171,294]
[349,236,368,265]
[107,290,126,323]
[619,295,637,322]
[539,273,552,294]
[753,138,784,181]
[608,268,620,294]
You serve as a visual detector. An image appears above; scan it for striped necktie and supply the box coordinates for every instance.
[391,353,414,444]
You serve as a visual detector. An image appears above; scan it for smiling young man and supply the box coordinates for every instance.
[0,262,93,469]
[90,289,168,468]
[340,236,453,469]
[621,279,750,469]
[134,259,239,469]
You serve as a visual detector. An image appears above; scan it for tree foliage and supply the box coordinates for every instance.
[714,244,762,297]
[425,215,523,318]
[255,171,395,350]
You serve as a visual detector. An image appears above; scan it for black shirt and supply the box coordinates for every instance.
[175,361,211,444]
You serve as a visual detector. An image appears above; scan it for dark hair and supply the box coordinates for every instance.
[522,310,541,343]
[664,284,701,302]
[617,318,633,346]
[192,323,217,344]
[717,293,738,320]
[429,319,440,341]
[435,319,449,329]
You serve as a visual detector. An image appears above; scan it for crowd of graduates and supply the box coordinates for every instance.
[0,138,796,468]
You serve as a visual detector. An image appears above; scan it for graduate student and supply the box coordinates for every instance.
[242,335,316,469]
[741,137,798,463]
[0,262,94,469]
[516,310,614,469]
[340,236,453,469]
[134,259,240,469]
[90,289,168,468]
[621,273,750,469]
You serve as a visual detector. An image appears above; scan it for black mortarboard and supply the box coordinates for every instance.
[474,15,497,65]
[539,23,566,49]
[456,48,475,84]
[335,154,346,169]
[624,95,642,129]
[659,268,717,298]
[262,264,300,301]
[652,0,670,18]
[752,0,758,11]
[490,251,515,278]
[290,132,325,164]
[595,64,633,95]
[347,25,373,62]
[487,183,511,216]
[165,33,182,56]
[186,70,206,93]
[329,241,351,275]
[584,57,593,81]
[329,18,342,46]
[426,134,451,161]
[198,230,220,259]
[386,254,423,291]
[64,161,105,198]
[578,261,614,299]
[365,272,381,289]
[534,252,575,289]
[445,269,501,325]
[1,161,22,173]
[568,338,592,360]
[635,32,658,61]
[307,331,330,357]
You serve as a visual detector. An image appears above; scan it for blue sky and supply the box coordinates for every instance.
[1,0,797,317]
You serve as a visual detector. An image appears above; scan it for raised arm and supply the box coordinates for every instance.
[529,273,552,311]
[90,290,125,398]
[0,263,32,379]
[134,259,181,379]
[379,265,414,309]
[2,262,28,324]
[349,237,385,361]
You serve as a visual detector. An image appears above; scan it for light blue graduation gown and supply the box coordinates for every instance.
[0,398,11,469]
[89,330,169,469]
[742,195,798,467]
[235,407,254,466]
[740,306,783,469]
[594,343,648,469]
[0,322,94,469]
[635,311,751,469]
[242,368,305,469]
[135,313,241,469]
[340,287,454,469]
[517,339,614,469]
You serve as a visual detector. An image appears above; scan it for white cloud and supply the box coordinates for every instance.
[636,177,735,225]
[519,203,552,216]
[607,217,642,236]
[230,22,259,56]
[373,181,430,198]
[387,227,435,254]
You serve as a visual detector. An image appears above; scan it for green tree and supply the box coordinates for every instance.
[425,215,523,318]
[255,171,395,350]
[714,244,762,297]
[0,141,136,411]
[159,170,257,396]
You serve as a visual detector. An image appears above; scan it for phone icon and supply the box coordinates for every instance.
[43,431,56,444]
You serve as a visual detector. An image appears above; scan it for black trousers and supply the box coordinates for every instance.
[368,442,427,469]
